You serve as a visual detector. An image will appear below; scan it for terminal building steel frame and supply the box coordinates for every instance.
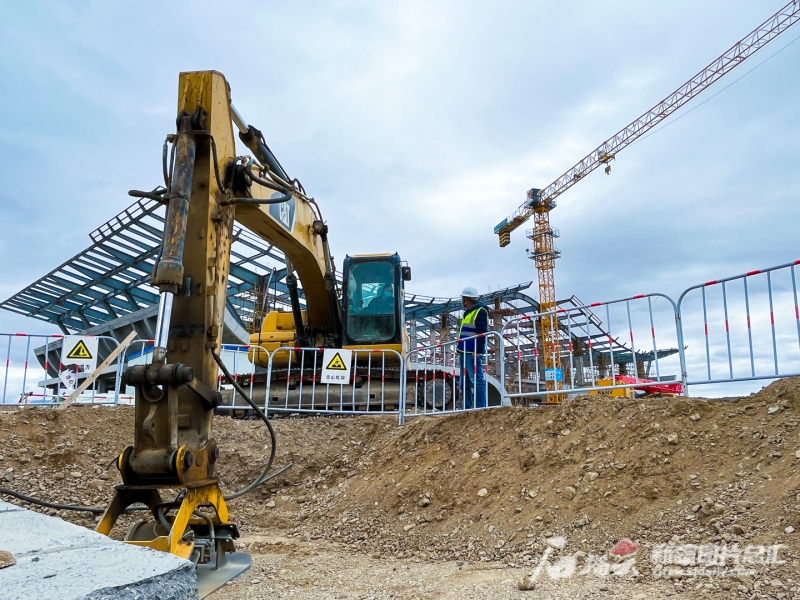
[1,199,677,397]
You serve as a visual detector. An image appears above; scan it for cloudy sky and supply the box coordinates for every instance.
[1,1,798,395]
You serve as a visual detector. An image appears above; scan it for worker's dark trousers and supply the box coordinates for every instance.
[459,352,486,409]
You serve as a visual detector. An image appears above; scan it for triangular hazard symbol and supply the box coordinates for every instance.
[66,340,93,360]
[326,352,348,371]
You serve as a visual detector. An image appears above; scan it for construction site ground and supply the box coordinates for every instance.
[4,379,800,599]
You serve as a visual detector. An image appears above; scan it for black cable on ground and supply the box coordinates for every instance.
[211,350,292,500]
[0,486,148,514]
[1,354,290,512]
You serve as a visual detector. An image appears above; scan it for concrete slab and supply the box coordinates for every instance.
[0,499,198,600]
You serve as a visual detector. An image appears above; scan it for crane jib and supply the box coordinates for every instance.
[495,0,800,240]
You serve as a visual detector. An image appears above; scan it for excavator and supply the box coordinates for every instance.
[93,70,412,596]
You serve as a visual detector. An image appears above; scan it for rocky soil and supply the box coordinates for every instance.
[3,378,800,598]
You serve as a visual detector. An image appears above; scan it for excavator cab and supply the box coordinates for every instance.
[341,253,410,353]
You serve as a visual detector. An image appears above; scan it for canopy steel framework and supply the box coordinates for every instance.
[2,200,677,393]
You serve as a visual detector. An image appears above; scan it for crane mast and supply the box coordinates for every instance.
[495,0,800,401]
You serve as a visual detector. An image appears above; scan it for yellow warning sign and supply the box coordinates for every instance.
[321,348,352,384]
[325,352,348,371]
[66,339,93,360]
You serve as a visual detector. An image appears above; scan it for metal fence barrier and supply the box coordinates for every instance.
[501,293,683,402]
[1,333,124,405]
[677,259,800,389]
[5,257,800,411]
[212,343,271,411]
[403,331,505,419]
[258,346,405,419]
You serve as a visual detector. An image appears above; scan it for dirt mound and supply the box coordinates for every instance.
[3,378,800,595]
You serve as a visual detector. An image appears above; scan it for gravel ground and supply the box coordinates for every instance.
[5,378,800,599]
[213,536,679,600]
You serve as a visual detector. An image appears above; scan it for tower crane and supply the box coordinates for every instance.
[494,1,800,401]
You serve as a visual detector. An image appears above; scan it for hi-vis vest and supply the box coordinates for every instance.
[458,304,488,353]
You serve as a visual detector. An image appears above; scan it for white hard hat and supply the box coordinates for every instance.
[461,286,479,299]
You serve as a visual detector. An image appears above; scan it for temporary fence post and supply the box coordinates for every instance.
[498,332,505,404]
[381,352,386,412]
[298,349,306,408]
[441,346,446,411]
[793,265,800,356]
[548,313,556,391]
[325,350,331,411]
[351,351,357,411]
[647,298,661,382]
[20,336,31,402]
[722,282,733,379]
[744,278,755,377]
[451,346,456,409]
[366,351,372,412]
[674,298,690,397]
[431,347,436,411]
[791,261,800,356]
[232,349,240,406]
[338,360,345,410]
[265,351,273,418]
[402,352,409,424]
[42,338,50,404]
[249,348,256,407]
[114,346,124,405]
[533,317,541,393]
[702,287,711,381]
[606,305,615,386]
[91,349,97,404]
[266,346,275,414]
[516,323,522,396]
[398,359,404,425]
[471,346,476,409]
[767,271,779,375]
[423,349,429,412]
[311,349,318,411]
[567,311,574,390]
[586,310,596,387]
[626,301,638,383]
[2,336,9,404]
[285,350,293,410]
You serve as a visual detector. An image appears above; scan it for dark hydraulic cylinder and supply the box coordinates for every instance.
[152,116,197,361]
[153,125,196,294]
[285,260,308,346]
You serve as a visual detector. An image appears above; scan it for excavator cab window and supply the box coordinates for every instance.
[343,258,400,344]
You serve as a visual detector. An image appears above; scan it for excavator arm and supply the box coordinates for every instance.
[96,71,341,591]
[229,119,342,346]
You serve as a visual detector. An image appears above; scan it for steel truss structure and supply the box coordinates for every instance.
[2,200,676,389]
[1,199,296,337]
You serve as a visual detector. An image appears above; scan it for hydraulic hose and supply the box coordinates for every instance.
[220,166,293,206]
[194,510,215,558]
[220,195,292,206]
[128,187,169,204]
[162,138,170,189]
[0,486,148,514]
[211,350,292,500]
[245,169,292,196]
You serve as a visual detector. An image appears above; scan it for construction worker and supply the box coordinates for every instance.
[457,286,489,408]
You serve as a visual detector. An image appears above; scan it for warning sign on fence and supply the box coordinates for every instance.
[59,336,99,394]
[320,349,352,385]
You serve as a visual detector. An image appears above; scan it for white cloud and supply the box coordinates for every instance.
[1,0,799,397]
